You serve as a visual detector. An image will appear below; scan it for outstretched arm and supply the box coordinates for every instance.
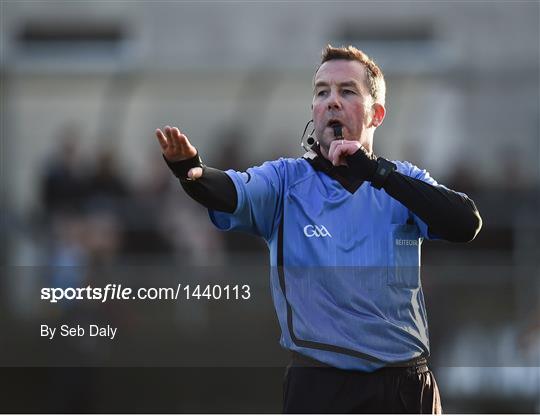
[155,126,237,213]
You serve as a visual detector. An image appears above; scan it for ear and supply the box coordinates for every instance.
[370,103,386,128]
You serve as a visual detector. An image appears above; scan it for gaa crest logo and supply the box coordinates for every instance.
[303,225,332,238]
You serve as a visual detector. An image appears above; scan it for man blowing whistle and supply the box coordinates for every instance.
[154,45,482,413]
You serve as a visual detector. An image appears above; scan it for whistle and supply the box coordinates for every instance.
[333,124,343,139]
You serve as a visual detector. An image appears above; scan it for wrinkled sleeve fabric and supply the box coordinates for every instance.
[180,167,237,213]
[208,161,283,241]
[385,162,482,242]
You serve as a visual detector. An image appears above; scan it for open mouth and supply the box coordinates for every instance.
[327,120,342,128]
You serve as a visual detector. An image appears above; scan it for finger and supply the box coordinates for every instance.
[155,129,168,151]
[188,167,203,180]
[333,142,354,166]
[164,125,178,151]
[171,127,187,148]
[172,127,198,158]
[163,125,174,146]
[328,140,339,163]
[332,145,341,166]
[164,125,172,138]
[337,143,358,164]
[333,148,343,166]
[171,127,193,157]
[329,140,345,165]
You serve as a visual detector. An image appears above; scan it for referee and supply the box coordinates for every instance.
[155,45,482,413]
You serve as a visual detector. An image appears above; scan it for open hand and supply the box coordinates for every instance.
[155,125,202,179]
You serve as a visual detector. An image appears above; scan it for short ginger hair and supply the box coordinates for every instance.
[315,45,386,105]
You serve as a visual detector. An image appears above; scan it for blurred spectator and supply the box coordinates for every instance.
[41,124,88,216]
[121,151,175,256]
[210,122,252,172]
[85,146,129,214]
[48,215,89,289]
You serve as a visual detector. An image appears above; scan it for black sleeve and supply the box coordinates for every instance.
[383,171,482,242]
[163,154,237,213]
[344,149,482,242]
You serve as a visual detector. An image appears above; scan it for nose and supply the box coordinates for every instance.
[326,91,342,111]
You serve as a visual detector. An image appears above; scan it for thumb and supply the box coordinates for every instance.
[188,167,203,180]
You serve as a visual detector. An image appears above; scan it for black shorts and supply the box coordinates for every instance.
[283,353,442,414]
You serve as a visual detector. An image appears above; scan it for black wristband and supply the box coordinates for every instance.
[371,157,396,189]
[163,153,204,181]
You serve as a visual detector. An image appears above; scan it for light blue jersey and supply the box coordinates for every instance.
[209,155,438,371]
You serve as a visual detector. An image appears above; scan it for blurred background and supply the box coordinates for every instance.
[1,0,539,413]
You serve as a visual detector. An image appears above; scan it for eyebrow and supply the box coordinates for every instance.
[313,80,360,90]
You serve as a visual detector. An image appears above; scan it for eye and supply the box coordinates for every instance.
[343,89,356,95]
[316,90,328,97]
